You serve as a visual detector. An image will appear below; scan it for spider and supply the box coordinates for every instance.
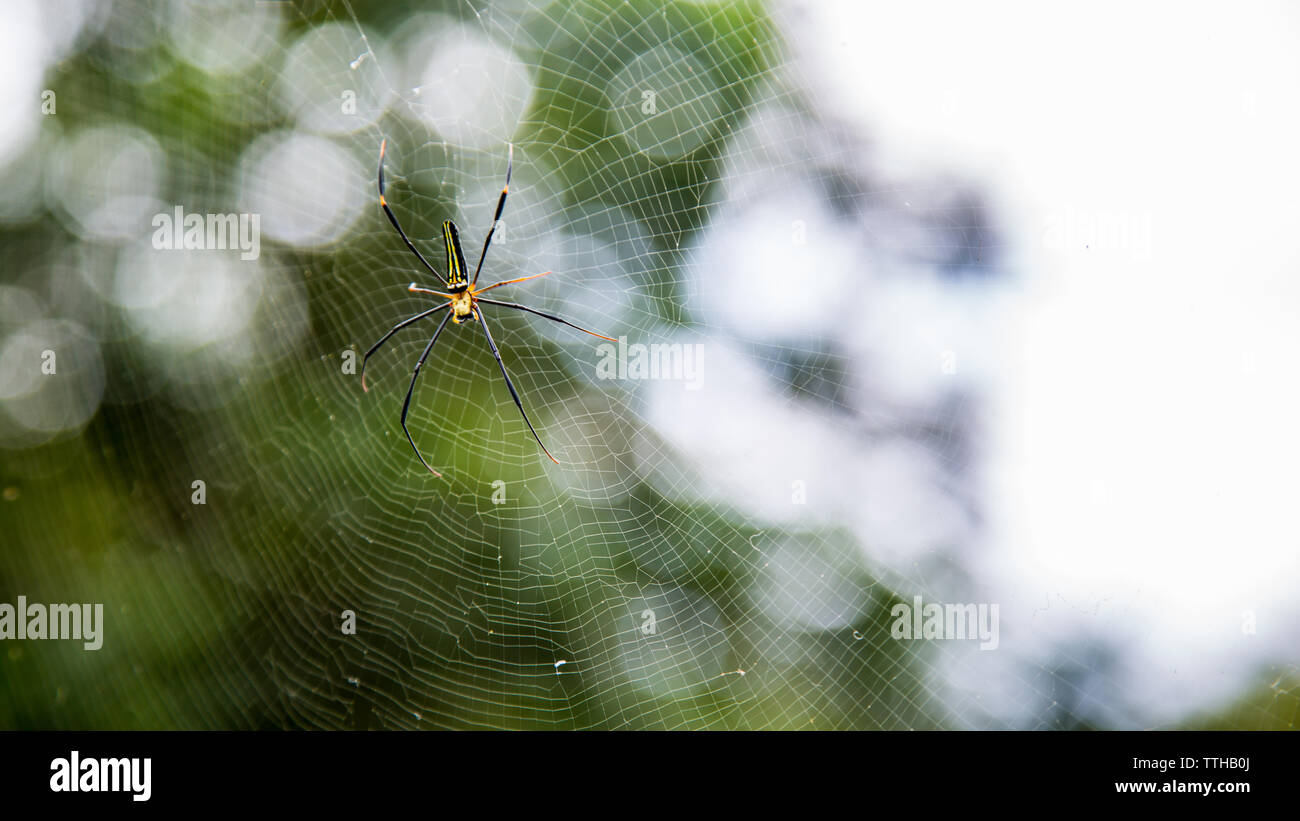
[361,139,614,477]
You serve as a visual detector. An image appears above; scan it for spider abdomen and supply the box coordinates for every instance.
[442,220,469,289]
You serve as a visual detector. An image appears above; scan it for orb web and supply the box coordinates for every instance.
[3,0,1295,732]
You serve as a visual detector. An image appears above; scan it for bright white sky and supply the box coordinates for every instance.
[793,0,1300,720]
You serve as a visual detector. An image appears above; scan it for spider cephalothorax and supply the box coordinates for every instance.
[447,281,475,323]
[362,139,614,477]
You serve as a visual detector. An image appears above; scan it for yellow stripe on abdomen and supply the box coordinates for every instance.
[443,220,468,288]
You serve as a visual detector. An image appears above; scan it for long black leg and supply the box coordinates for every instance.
[471,143,512,287]
[361,304,449,392]
[476,309,560,465]
[400,310,455,477]
[378,139,448,287]
[477,297,614,342]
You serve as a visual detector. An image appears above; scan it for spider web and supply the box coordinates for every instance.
[291,0,943,730]
[3,0,1298,732]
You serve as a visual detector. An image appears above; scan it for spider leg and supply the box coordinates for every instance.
[400,309,455,477]
[471,143,512,287]
[477,297,615,342]
[378,139,449,288]
[473,270,550,295]
[361,303,449,392]
[408,283,451,297]
[476,308,560,465]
